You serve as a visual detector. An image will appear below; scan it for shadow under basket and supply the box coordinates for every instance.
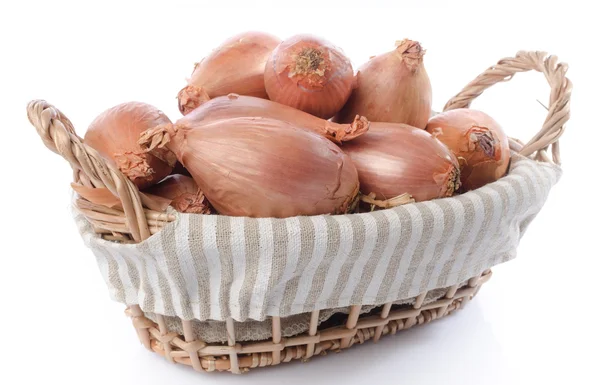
[28,50,570,374]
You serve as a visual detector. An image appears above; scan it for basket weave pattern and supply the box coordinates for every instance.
[28,50,570,373]
[128,271,490,372]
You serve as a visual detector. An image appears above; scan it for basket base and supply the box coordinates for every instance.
[126,270,491,373]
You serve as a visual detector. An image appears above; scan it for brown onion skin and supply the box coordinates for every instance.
[426,108,511,191]
[84,102,175,189]
[264,34,354,119]
[178,31,281,115]
[139,117,360,218]
[146,174,211,214]
[342,123,460,202]
[171,161,192,177]
[184,94,369,142]
[335,39,432,129]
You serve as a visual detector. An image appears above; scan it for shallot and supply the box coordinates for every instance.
[84,102,176,189]
[184,93,369,143]
[139,116,360,218]
[178,31,281,115]
[335,39,432,129]
[264,35,354,119]
[342,123,460,202]
[146,175,212,214]
[426,108,511,191]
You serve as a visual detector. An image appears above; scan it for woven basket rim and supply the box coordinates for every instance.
[77,152,561,252]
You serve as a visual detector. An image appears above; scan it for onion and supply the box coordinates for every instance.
[264,34,354,119]
[425,108,510,191]
[178,31,281,115]
[342,123,460,202]
[184,93,369,143]
[139,117,360,218]
[84,102,176,189]
[146,175,212,214]
[335,39,432,129]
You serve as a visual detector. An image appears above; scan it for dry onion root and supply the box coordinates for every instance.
[178,31,281,115]
[139,116,360,218]
[84,102,176,189]
[264,34,355,119]
[335,39,432,129]
[342,123,460,203]
[359,192,416,211]
[425,108,511,191]
[184,93,369,143]
[146,175,212,214]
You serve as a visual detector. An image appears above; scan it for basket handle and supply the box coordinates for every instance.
[443,51,572,165]
[27,100,151,242]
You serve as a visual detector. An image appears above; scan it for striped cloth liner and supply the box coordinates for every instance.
[74,154,562,322]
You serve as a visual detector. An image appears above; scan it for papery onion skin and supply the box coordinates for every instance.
[335,39,432,129]
[264,34,354,119]
[146,174,212,214]
[172,161,192,177]
[342,123,460,202]
[84,102,176,189]
[178,31,281,115]
[184,93,369,143]
[425,108,511,191]
[139,117,360,218]
[71,183,121,209]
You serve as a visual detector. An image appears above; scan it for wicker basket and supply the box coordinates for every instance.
[28,50,570,374]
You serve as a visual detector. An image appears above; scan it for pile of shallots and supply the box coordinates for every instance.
[81,32,511,218]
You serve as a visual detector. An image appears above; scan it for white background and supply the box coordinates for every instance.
[1,1,598,384]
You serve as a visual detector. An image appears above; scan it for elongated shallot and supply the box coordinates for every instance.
[342,123,460,202]
[178,31,281,115]
[335,39,432,129]
[184,93,369,143]
[139,116,360,218]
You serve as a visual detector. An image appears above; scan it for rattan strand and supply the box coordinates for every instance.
[126,270,490,372]
[444,50,571,165]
